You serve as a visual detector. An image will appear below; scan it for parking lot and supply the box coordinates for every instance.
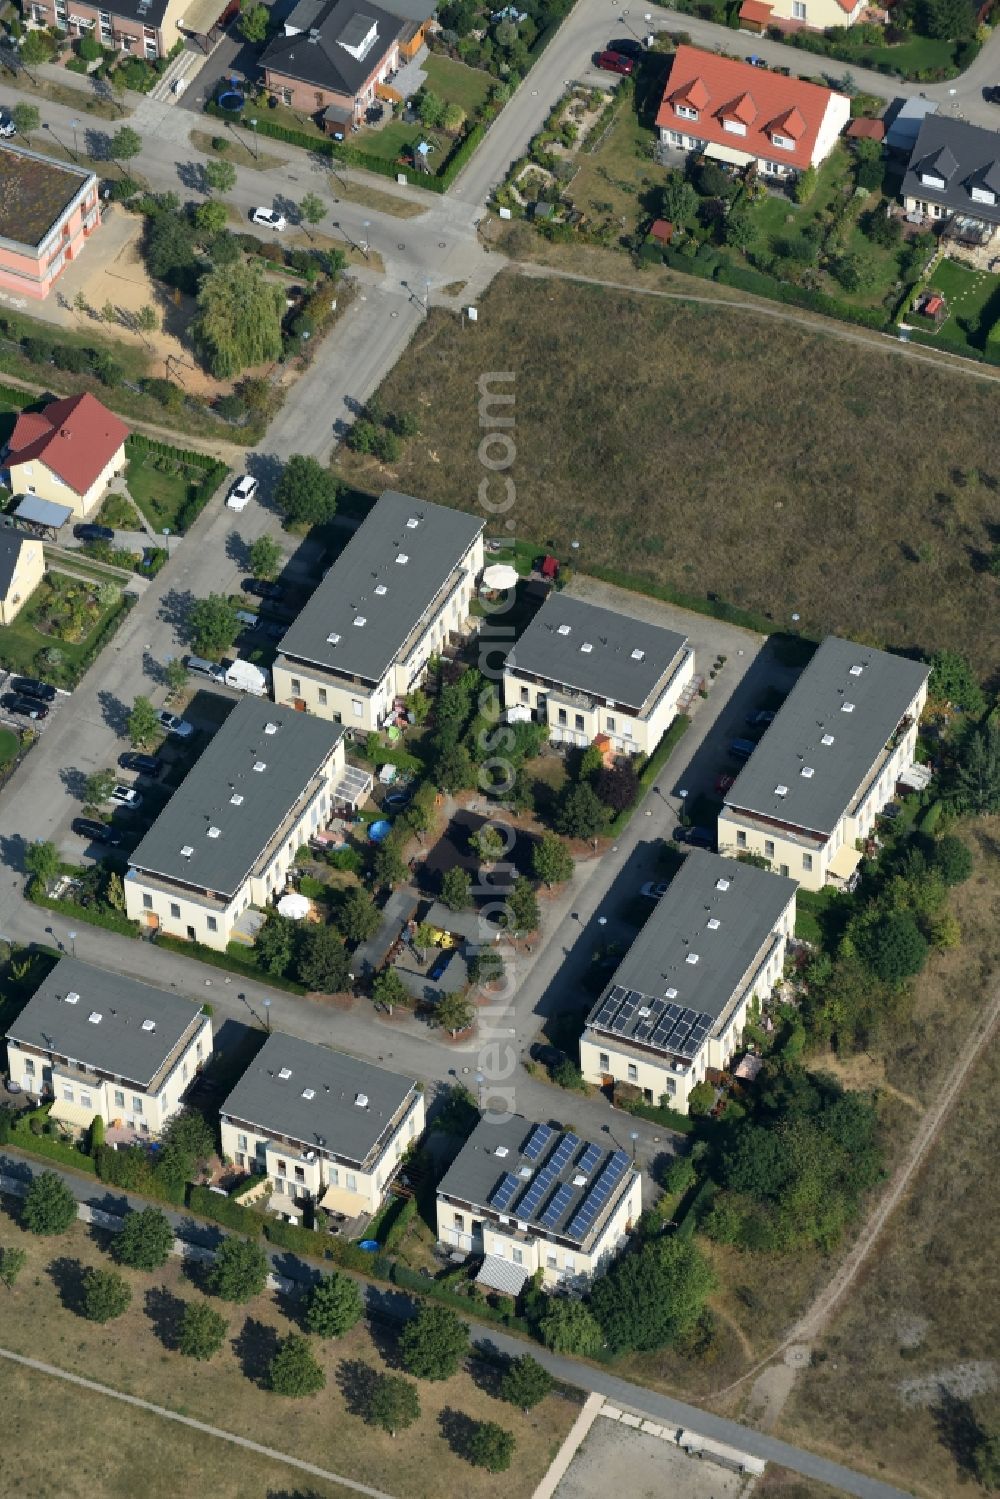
[0,668,70,736]
[554,1414,747,1499]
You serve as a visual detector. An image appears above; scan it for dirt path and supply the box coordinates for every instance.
[515,261,1000,387]
[0,1343,396,1499]
[710,975,1000,1407]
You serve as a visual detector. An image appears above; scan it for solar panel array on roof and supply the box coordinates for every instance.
[489,1172,520,1212]
[522,1121,554,1161]
[548,1132,580,1172]
[576,1142,602,1176]
[516,1158,560,1220]
[565,1150,631,1240]
[592,984,714,1060]
[539,1181,575,1230]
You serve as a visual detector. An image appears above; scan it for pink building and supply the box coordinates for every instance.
[0,145,100,301]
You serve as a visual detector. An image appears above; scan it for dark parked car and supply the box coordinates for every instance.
[72,817,123,846]
[242,578,286,601]
[4,693,48,720]
[428,949,454,983]
[607,36,642,57]
[530,1042,568,1071]
[745,709,776,727]
[729,737,757,761]
[74,523,115,543]
[984,84,1000,103]
[674,825,715,849]
[119,752,163,776]
[596,49,634,75]
[12,676,56,703]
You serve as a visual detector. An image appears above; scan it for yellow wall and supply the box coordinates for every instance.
[0,536,44,624]
[436,1168,641,1289]
[6,1015,212,1133]
[9,441,126,520]
[220,1091,425,1218]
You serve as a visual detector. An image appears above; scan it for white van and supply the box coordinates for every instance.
[184,655,226,683]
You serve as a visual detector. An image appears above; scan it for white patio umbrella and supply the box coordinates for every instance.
[482,563,518,590]
[277,892,311,920]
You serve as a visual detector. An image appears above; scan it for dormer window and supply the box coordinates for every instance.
[772,132,793,150]
[676,103,699,120]
[921,173,945,191]
[971,186,996,205]
[723,117,747,136]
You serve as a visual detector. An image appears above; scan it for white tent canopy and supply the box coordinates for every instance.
[277,893,311,919]
[481,563,518,590]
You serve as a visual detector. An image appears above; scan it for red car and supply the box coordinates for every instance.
[596,49,635,75]
[715,773,735,795]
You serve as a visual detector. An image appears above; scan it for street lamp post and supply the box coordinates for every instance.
[474,1071,484,1108]
[423,278,431,315]
[263,997,272,1033]
[361,219,371,260]
[67,929,77,958]
[249,117,259,161]
[69,117,80,161]
[630,1129,639,1162]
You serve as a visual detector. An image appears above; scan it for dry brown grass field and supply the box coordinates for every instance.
[0,1209,575,1499]
[337,272,1000,676]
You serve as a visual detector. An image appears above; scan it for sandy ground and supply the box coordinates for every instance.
[553,1417,747,1499]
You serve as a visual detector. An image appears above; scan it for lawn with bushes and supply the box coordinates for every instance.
[0,571,131,686]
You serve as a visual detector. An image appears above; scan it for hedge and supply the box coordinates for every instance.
[188,1184,263,1235]
[27,880,139,938]
[204,103,485,194]
[657,247,892,334]
[608,714,691,835]
[8,1115,99,1175]
[153,933,308,994]
[614,1094,696,1135]
[126,433,228,535]
[675,1177,718,1240]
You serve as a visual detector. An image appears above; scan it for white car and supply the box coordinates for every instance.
[110,784,143,808]
[226,474,258,512]
[156,709,195,739]
[252,207,286,231]
[0,115,16,139]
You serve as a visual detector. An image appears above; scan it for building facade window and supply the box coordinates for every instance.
[599,1052,609,1070]
[133,1098,143,1115]
[736,831,747,848]
[142,893,152,910]
[170,902,181,919]
[803,852,813,872]
[290,678,301,696]
[346,1172,357,1192]
[114,1089,125,1107]
[764,839,775,858]
[627,1063,638,1082]
[207,916,218,932]
[318,688,328,706]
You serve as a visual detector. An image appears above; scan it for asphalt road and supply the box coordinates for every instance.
[0,1153,917,1499]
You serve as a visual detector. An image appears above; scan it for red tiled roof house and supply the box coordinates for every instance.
[6,393,130,520]
[737,0,866,32]
[656,46,850,182]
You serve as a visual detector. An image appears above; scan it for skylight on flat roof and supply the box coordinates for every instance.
[65,991,80,1004]
[821,733,835,746]
[495,1145,509,1157]
[354,616,366,627]
[264,723,278,735]
[302,1087,315,1099]
[665,985,678,998]
[716,878,730,891]
[801,766,814,779]
[278,1067,292,1080]
[396,553,409,565]
[253,761,266,773]
[686,952,700,965]
[406,516,420,528]
[580,642,593,653]
[557,624,571,636]
[326,631,341,645]
[231,793,244,806]
[207,826,221,838]
[142,1019,156,1032]
[850,664,864,676]
[775,784,788,796]
[842,702,855,713]
[707,917,720,930]
[181,844,194,857]
[355,1092,369,1108]
[374,584,387,596]
[631,648,645,661]
[88,1011,102,1024]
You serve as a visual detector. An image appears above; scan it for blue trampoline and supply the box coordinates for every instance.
[368,819,392,843]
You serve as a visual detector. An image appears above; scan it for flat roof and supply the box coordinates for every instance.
[6,957,206,1090]
[505,594,688,712]
[0,144,95,250]
[220,1032,418,1167]
[128,698,345,898]
[438,1114,637,1249]
[724,636,929,836]
[277,491,484,685]
[586,852,796,1054]
[13,495,73,529]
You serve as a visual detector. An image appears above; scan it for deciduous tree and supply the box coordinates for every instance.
[189,593,240,659]
[399,1303,469,1381]
[24,839,59,887]
[194,262,283,380]
[128,695,160,749]
[531,833,574,888]
[179,1299,227,1359]
[304,1272,364,1338]
[269,1333,325,1395]
[209,1236,268,1302]
[82,1266,132,1323]
[248,535,282,581]
[273,454,340,528]
[367,1371,420,1436]
[114,1205,174,1270]
[499,1354,552,1412]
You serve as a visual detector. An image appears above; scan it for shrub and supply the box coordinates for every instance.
[22,1170,77,1235]
[399,1303,469,1380]
[179,1299,227,1360]
[114,1205,174,1270]
[269,1333,326,1396]
[304,1272,364,1338]
[209,1235,269,1302]
[82,1266,132,1323]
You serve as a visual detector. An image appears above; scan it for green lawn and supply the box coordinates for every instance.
[0,727,19,764]
[0,571,128,685]
[422,53,493,116]
[0,387,32,447]
[126,453,203,534]
[354,117,448,165]
[911,258,1000,357]
[846,32,958,77]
